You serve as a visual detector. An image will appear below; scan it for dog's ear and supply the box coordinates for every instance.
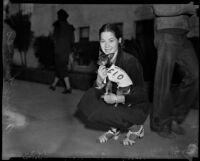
[98,52,109,66]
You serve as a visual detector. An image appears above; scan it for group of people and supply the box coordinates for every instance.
[76,3,199,146]
[3,2,198,146]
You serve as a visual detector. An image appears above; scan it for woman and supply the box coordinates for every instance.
[76,23,149,146]
[49,9,74,94]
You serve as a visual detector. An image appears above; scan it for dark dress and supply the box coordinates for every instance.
[53,20,75,79]
[76,50,150,131]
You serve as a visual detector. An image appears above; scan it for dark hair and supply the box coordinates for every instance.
[99,23,124,52]
[99,23,122,40]
[57,9,69,20]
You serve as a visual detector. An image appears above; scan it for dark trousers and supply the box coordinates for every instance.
[150,29,199,132]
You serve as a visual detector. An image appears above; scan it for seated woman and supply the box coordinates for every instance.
[76,23,150,146]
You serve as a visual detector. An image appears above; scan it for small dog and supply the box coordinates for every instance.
[97,52,113,94]
[98,52,133,107]
[107,64,133,107]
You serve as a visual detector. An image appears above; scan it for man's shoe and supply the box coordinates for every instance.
[157,130,176,139]
[171,121,185,135]
[157,125,176,139]
[62,88,72,94]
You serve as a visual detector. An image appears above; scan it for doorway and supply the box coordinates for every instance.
[135,19,157,82]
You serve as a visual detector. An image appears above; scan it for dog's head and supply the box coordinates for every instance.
[97,52,113,68]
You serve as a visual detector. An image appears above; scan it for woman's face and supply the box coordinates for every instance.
[100,31,121,55]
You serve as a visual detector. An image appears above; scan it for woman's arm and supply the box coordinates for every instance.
[93,75,106,89]
[124,58,148,105]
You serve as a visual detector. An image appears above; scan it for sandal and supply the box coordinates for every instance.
[96,129,120,143]
[122,125,144,146]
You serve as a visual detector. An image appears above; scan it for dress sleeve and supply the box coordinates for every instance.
[124,58,148,105]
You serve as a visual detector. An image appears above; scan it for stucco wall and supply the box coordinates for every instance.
[30,4,55,36]
[31,4,154,41]
[11,4,154,67]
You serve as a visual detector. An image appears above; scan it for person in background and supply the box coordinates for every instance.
[49,9,75,94]
[150,3,199,139]
[76,23,150,146]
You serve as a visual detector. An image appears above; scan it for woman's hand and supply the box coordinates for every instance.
[101,93,117,104]
[101,93,125,104]
[97,65,107,83]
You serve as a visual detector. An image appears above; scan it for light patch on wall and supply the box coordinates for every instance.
[20,3,34,15]
[79,27,89,41]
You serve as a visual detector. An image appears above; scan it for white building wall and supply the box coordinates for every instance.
[31,4,154,41]
[8,4,198,68]
[10,4,155,67]
[30,4,55,36]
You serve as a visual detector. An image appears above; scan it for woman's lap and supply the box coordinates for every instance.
[77,88,149,130]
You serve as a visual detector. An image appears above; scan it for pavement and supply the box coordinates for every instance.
[2,80,199,159]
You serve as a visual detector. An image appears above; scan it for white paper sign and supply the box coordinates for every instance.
[106,64,133,88]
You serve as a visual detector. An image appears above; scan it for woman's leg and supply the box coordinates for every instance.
[62,76,72,94]
[49,76,59,90]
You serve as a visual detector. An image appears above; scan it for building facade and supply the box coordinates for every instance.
[8,4,199,68]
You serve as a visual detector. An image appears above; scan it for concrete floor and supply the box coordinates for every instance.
[2,80,199,159]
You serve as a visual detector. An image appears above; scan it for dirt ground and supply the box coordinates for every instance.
[2,80,199,159]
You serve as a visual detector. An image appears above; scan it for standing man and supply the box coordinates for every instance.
[150,3,199,138]
[50,9,75,94]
